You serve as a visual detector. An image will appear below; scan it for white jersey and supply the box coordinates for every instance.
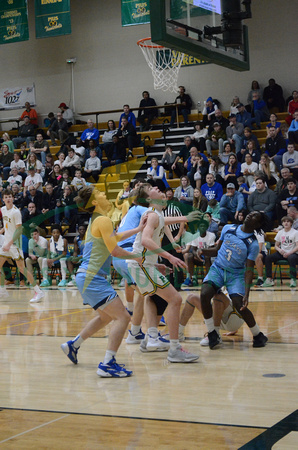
[1,205,22,248]
[132,208,165,266]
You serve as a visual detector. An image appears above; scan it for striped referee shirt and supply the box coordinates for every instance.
[163,202,183,233]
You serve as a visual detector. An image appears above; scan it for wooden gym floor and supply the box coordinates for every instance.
[0,284,297,449]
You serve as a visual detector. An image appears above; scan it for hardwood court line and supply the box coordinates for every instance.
[266,320,298,336]
[0,309,84,332]
[0,408,268,430]
[0,414,70,444]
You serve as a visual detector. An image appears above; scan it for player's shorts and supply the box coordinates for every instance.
[203,263,245,297]
[113,248,135,286]
[0,245,24,261]
[127,263,170,296]
[220,304,244,332]
[76,271,118,311]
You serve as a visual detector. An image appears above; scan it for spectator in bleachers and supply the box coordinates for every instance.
[240,139,261,164]
[258,153,279,186]
[58,102,74,126]
[219,183,245,224]
[22,202,43,229]
[115,180,131,211]
[202,96,218,127]
[282,143,298,180]
[266,113,281,137]
[276,178,298,223]
[10,152,26,180]
[219,142,235,165]
[241,154,258,187]
[80,119,99,146]
[174,175,194,205]
[287,206,298,230]
[137,91,157,131]
[56,169,72,198]
[263,78,285,112]
[146,157,168,188]
[24,167,43,193]
[247,80,263,107]
[62,147,81,177]
[288,110,298,145]
[12,116,35,149]
[230,96,240,115]
[205,122,226,156]
[47,111,69,146]
[26,152,42,175]
[55,185,77,226]
[201,173,223,202]
[100,120,118,157]
[54,152,65,169]
[71,138,85,164]
[247,177,276,221]
[12,184,23,208]
[116,117,140,158]
[43,154,54,181]
[237,176,249,203]
[169,86,192,128]
[1,133,14,153]
[191,121,208,153]
[208,156,224,185]
[22,185,43,211]
[224,114,244,155]
[236,103,252,128]
[251,92,269,129]
[0,145,15,180]
[66,224,86,287]
[241,127,260,155]
[19,102,38,127]
[161,145,177,179]
[223,154,242,187]
[41,224,68,287]
[285,90,298,126]
[193,187,208,212]
[25,228,48,282]
[42,183,57,224]
[6,167,22,189]
[187,152,209,189]
[45,163,62,188]
[274,167,291,195]
[265,126,287,172]
[82,148,102,182]
[171,136,193,177]
[32,132,50,165]
[262,216,298,288]
[208,109,229,136]
[118,105,136,128]
[206,199,221,224]
[71,169,87,191]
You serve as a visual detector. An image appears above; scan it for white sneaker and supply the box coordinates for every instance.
[167,346,199,363]
[146,334,170,352]
[178,331,185,342]
[30,290,45,303]
[125,329,145,344]
[200,333,222,346]
[139,335,148,353]
[290,279,297,288]
[0,287,9,298]
[66,280,76,287]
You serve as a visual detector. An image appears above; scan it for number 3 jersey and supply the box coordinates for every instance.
[215,224,259,270]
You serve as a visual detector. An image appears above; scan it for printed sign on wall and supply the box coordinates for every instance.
[35,0,71,39]
[0,0,29,45]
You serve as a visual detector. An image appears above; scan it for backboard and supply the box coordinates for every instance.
[150,0,250,71]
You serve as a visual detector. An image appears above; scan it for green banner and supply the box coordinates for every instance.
[122,0,150,26]
[35,0,71,39]
[0,0,29,45]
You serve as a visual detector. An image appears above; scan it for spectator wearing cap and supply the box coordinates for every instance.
[24,166,43,193]
[19,102,38,127]
[12,116,35,149]
[219,183,245,224]
[47,111,69,146]
[224,114,244,154]
[58,102,74,126]
[202,97,218,127]
[236,103,252,128]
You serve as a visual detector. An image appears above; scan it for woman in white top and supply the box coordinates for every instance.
[191,121,208,153]
[258,153,279,186]
[26,153,42,174]
[230,96,240,115]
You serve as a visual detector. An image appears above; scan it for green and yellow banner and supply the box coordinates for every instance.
[35,0,71,39]
[122,0,150,26]
[0,0,29,45]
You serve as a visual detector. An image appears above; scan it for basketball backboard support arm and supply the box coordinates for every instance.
[150,0,250,72]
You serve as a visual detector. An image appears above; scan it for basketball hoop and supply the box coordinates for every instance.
[137,37,184,93]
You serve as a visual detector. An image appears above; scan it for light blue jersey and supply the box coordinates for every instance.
[117,205,147,248]
[215,224,259,270]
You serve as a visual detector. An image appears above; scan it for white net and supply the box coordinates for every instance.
[137,38,184,93]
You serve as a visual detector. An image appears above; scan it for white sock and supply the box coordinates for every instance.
[215,326,220,335]
[179,324,185,334]
[131,324,141,335]
[170,339,180,350]
[205,317,215,333]
[250,324,260,337]
[34,285,41,293]
[104,350,116,365]
[60,259,67,280]
[148,327,158,338]
[126,302,134,313]
[42,258,48,279]
[72,334,84,348]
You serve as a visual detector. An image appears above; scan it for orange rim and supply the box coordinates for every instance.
[137,37,165,49]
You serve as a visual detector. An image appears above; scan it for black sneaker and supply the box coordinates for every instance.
[255,278,263,286]
[253,332,268,348]
[208,329,221,349]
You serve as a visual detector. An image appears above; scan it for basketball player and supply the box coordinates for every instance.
[178,289,244,345]
[127,185,200,363]
[0,189,44,303]
[200,211,269,349]
[61,186,146,378]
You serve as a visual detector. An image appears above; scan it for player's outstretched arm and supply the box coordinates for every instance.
[164,210,204,225]
[114,214,147,243]
[202,240,223,257]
